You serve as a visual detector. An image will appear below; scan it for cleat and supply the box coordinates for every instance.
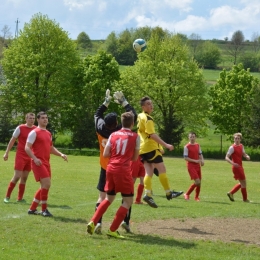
[28,209,40,215]
[4,197,10,203]
[166,190,183,200]
[40,209,53,217]
[195,197,200,202]
[107,230,125,239]
[184,193,190,200]
[143,195,158,208]
[94,223,102,235]
[227,192,234,202]
[243,199,251,203]
[17,199,26,203]
[87,221,95,235]
[134,201,143,204]
[121,222,131,233]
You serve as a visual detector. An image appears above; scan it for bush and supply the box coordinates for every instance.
[54,134,72,148]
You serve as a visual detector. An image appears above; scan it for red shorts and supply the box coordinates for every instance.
[105,165,134,194]
[32,162,51,182]
[130,158,145,178]
[232,166,245,180]
[14,154,32,171]
[187,164,201,180]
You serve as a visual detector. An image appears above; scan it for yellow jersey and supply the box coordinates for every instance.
[137,111,161,154]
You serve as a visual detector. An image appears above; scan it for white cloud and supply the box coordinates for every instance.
[137,0,193,12]
[173,15,207,33]
[64,0,95,10]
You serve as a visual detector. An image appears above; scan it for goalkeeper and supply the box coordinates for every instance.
[93,90,136,234]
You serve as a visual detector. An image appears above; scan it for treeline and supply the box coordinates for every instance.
[75,28,260,72]
[0,13,260,151]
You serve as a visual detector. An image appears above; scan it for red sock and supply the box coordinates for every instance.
[230,183,241,194]
[110,206,128,232]
[6,182,16,198]
[91,199,111,225]
[41,188,49,211]
[195,185,201,198]
[30,189,41,210]
[135,184,144,202]
[18,183,26,200]
[241,187,247,201]
[186,183,196,195]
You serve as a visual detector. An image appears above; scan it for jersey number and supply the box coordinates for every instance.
[115,138,128,155]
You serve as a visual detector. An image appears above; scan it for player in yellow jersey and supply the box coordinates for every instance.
[137,96,183,208]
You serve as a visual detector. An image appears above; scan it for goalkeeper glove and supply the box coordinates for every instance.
[103,89,112,107]
[113,91,128,107]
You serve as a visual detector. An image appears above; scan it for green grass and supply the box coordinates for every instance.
[1,152,260,259]
[202,69,260,83]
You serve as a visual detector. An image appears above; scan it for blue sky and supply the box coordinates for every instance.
[0,0,260,41]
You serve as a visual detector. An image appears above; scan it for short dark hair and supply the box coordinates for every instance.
[140,96,150,106]
[121,112,134,128]
[37,111,47,119]
[104,112,117,128]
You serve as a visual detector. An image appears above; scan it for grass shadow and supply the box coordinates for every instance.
[53,215,88,223]
[48,204,72,209]
[126,233,196,248]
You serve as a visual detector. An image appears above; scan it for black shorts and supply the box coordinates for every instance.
[97,167,106,192]
[140,150,163,164]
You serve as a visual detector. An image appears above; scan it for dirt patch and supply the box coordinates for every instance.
[134,217,260,246]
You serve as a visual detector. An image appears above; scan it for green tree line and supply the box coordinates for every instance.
[0,13,260,150]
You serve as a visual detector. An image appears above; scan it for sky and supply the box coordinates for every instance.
[0,0,260,41]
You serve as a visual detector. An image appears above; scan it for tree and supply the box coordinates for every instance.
[105,31,119,59]
[61,50,120,148]
[239,52,260,72]
[118,33,209,145]
[116,29,136,65]
[1,25,12,43]
[242,85,260,147]
[226,30,245,65]
[251,32,260,53]
[77,31,92,49]
[104,26,170,66]
[209,63,259,138]
[0,13,80,130]
[188,33,202,56]
[195,41,221,69]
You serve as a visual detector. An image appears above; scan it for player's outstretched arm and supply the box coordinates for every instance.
[103,89,112,107]
[113,91,129,107]
[51,146,68,162]
[113,90,137,123]
[150,133,174,151]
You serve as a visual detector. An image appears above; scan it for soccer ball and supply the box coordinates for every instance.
[133,38,147,53]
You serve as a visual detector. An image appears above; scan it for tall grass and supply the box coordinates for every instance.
[1,152,260,259]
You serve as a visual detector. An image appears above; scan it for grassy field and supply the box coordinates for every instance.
[202,69,260,82]
[1,152,260,259]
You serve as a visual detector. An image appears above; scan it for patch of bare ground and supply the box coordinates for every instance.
[134,217,260,246]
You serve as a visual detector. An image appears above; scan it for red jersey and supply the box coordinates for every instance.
[231,144,243,166]
[184,143,202,166]
[107,129,138,171]
[27,128,52,164]
[15,124,36,157]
